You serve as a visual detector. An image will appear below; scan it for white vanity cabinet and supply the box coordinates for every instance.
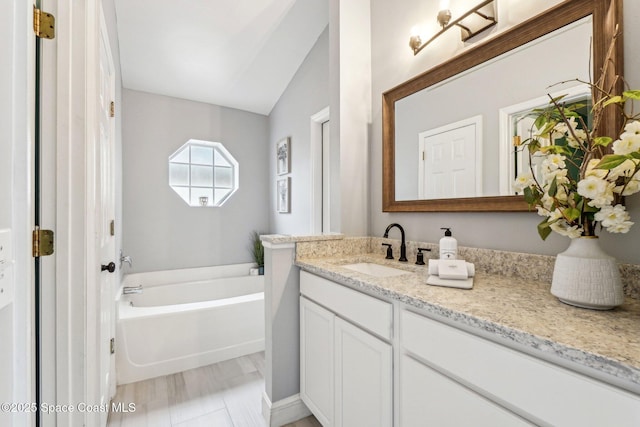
[400,309,640,427]
[300,271,393,427]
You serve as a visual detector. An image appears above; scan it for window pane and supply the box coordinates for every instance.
[171,146,190,163]
[214,149,231,166]
[191,145,213,165]
[169,163,189,186]
[169,139,238,207]
[172,186,190,204]
[191,187,213,206]
[214,188,232,205]
[214,166,232,188]
[191,165,213,187]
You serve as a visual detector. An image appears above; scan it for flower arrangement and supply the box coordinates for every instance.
[513,39,640,240]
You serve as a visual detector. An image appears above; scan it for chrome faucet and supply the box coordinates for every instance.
[383,223,408,262]
[122,285,143,295]
[120,250,132,268]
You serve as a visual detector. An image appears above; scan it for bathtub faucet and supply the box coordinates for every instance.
[122,285,143,295]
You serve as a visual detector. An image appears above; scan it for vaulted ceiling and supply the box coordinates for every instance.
[113,0,329,115]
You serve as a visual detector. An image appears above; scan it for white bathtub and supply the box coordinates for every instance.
[116,263,264,385]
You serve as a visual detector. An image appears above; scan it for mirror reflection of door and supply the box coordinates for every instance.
[418,116,482,199]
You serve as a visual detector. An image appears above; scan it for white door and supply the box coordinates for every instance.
[92,10,117,426]
[418,116,482,199]
[300,297,334,426]
[334,318,392,427]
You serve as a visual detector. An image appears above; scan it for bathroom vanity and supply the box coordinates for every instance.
[295,238,640,427]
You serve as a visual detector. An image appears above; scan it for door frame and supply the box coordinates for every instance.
[310,107,330,234]
[47,0,103,425]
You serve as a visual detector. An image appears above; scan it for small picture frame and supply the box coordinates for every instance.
[277,177,290,213]
[276,137,290,175]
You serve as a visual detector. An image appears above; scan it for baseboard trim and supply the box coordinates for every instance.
[262,392,312,427]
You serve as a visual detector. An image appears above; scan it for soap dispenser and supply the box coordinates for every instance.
[439,228,457,260]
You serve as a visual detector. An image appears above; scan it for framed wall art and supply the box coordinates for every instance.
[276,137,290,175]
[277,177,290,213]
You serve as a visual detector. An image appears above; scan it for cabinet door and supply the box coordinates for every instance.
[400,355,533,427]
[334,317,392,427]
[300,297,334,426]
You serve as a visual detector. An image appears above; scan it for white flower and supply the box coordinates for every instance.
[542,154,566,172]
[617,178,640,196]
[513,173,535,192]
[612,133,640,155]
[585,159,608,179]
[557,117,587,148]
[577,176,614,207]
[596,204,634,233]
[606,220,634,233]
[595,204,629,226]
[608,159,639,180]
[549,220,583,238]
[623,120,640,135]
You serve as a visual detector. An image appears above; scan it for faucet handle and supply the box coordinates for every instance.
[416,247,431,265]
[382,243,393,260]
[120,250,133,268]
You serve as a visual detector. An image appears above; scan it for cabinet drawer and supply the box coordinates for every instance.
[300,271,392,340]
[401,309,640,427]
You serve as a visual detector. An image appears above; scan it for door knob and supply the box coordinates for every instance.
[101,262,116,273]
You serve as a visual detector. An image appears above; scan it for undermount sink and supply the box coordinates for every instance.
[341,262,410,277]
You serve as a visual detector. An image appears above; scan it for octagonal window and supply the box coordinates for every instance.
[169,139,239,207]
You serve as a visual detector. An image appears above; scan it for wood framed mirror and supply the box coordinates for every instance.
[382,0,622,212]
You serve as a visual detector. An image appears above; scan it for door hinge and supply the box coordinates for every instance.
[110,338,115,354]
[33,6,55,39]
[110,220,115,236]
[32,226,54,257]
[110,101,115,118]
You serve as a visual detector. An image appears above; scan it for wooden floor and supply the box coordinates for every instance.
[107,352,320,427]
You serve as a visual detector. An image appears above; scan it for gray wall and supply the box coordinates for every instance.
[369,0,640,265]
[269,27,330,235]
[122,89,270,273]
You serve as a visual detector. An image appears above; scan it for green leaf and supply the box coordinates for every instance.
[583,203,599,213]
[595,154,629,170]
[603,95,624,106]
[537,219,552,241]
[528,140,541,154]
[630,152,640,160]
[534,114,548,131]
[623,90,640,100]
[592,136,613,148]
[564,207,581,221]
[548,176,558,197]
[523,186,538,205]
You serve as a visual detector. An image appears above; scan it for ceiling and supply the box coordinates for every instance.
[113,0,329,115]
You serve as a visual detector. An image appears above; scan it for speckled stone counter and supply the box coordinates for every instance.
[295,239,640,393]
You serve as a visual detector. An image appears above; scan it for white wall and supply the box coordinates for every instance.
[328,0,372,236]
[369,0,640,265]
[269,27,330,235]
[122,90,270,273]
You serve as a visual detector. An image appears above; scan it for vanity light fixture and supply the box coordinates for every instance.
[409,0,497,56]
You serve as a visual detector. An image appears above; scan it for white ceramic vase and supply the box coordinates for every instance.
[551,237,624,310]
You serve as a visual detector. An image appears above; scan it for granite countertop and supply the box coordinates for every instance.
[296,253,640,393]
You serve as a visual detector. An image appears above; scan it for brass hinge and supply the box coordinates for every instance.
[110,338,115,354]
[33,226,54,257]
[110,101,115,118]
[33,6,55,39]
[110,220,115,236]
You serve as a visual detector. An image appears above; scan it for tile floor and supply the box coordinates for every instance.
[107,352,320,427]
